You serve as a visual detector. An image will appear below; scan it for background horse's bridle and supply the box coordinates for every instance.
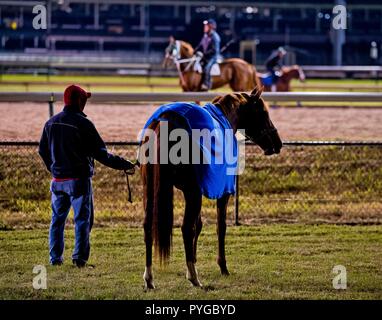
[167,42,202,89]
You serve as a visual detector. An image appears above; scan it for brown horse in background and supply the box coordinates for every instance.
[259,65,306,92]
[139,88,282,289]
[163,38,261,92]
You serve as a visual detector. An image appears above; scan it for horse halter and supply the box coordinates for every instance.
[241,95,278,146]
[167,41,183,62]
[251,127,278,146]
[167,41,199,71]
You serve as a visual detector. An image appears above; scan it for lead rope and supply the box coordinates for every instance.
[124,168,135,203]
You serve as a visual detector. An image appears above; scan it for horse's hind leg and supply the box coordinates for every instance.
[217,194,230,275]
[143,215,155,289]
[142,165,155,290]
[182,189,203,287]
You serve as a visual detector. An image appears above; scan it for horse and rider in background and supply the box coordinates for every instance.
[258,47,306,92]
[164,21,305,92]
[163,20,261,92]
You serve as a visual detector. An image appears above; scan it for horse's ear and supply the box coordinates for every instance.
[212,95,223,104]
[250,87,263,101]
[239,92,251,102]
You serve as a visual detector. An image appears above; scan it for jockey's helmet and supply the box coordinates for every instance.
[203,19,217,29]
[278,47,287,55]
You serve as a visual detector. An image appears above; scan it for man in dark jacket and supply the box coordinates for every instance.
[39,84,135,267]
[195,19,221,91]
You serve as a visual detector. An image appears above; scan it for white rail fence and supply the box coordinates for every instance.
[1,57,382,78]
[2,91,382,102]
[1,92,382,117]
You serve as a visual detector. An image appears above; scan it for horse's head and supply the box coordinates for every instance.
[163,36,177,68]
[286,65,305,82]
[212,88,282,155]
[162,37,194,68]
[295,65,306,82]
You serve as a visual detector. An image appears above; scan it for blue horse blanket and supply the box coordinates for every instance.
[261,74,274,86]
[140,102,238,199]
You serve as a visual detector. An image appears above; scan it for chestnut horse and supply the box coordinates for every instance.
[163,39,261,92]
[139,88,282,289]
[258,65,306,92]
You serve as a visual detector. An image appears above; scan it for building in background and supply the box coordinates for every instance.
[0,0,381,66]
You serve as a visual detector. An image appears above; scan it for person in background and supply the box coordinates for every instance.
[39,85,135,268]
[265,46,287,91]
[195,18,221,91]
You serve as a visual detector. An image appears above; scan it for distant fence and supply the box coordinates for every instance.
[1,140,382,228]
[2,91,382,103]
[1,91,382,117]
[2,80,382,93]
[1,57,381,78]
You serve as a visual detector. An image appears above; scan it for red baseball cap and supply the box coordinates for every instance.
[64,84,91,109]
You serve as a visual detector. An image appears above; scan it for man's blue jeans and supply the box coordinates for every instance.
[203,57,217,89]
[49,178,94,265]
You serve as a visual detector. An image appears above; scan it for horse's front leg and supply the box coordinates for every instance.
[193,214,202,263]
[216,194,230,275]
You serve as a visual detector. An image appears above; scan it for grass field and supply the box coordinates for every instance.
[1,224,381,299]
[1,145,381,299]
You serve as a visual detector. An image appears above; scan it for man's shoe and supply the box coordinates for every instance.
[200,84,209,91]
[51,260,63,266]
[72,259,95,269]
[72,259,86,268]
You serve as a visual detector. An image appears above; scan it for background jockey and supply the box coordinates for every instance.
[195,19,221,91]
[265,46,287,89]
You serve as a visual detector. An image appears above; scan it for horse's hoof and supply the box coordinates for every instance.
[186,271,203,287]
[217,258,230,276]
[143,267,155,290]
[144,281,155,290]
[220,268,230,276]
[187,277,203,288]
[218,263,230,275]
[186,262,203,287]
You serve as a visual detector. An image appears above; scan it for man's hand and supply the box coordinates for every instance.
[124,160,136,175]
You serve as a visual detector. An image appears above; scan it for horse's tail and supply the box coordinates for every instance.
[151,137,174,264]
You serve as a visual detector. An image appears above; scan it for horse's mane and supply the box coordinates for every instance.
[211,89,266,117]
[281,65,300,73]
[179,40,194,58]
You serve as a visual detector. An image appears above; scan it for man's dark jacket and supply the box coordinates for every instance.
[195,30,221,61]
[39,106,132,178]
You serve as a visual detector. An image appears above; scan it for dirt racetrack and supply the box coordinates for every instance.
[1,102,382,141]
